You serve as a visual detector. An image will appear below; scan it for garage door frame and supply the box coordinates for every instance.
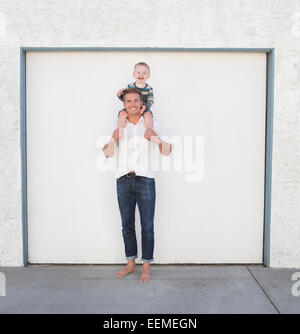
[20,47,275,267]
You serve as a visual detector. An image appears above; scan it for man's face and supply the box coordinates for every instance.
[123,93,142,115]
[133,65,150,84]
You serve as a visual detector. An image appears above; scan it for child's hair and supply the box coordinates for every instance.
[122,88,142,100]
[134,62,150,72]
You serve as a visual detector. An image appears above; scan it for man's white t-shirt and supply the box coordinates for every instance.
[113,117,171,179]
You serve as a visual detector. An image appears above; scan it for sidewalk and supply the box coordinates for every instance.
[0,265,299,314]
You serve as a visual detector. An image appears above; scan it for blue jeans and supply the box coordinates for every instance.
[116,174,156,263]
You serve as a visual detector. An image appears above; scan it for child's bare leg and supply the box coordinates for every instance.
[117,110,128,137]
[143,111,153,130]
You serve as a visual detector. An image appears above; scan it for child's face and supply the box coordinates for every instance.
[133,65,150,84]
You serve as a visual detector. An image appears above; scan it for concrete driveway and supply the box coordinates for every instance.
[0,265,299,314]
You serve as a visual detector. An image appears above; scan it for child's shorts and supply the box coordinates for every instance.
[141,109,153,117]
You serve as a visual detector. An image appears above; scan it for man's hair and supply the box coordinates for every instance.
[134,62,150,72]
[122,88,142,101]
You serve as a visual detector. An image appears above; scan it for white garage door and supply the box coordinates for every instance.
[26,51,266,264]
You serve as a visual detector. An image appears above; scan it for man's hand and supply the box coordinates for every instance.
[144,129,172,156]
[102,129,120,158]
[144,129,160,144]
[102,144,110,158]
[117,88,125,97]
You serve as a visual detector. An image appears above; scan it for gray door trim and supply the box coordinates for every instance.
[20,47,274,266]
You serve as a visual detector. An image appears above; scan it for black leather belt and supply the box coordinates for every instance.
[126,171,136,177]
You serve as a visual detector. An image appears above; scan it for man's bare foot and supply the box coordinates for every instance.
[116,262,136,278]
[139,263,151,282]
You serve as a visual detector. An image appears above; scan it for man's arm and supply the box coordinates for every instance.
[144,129,172,156]
[102,129,120,158]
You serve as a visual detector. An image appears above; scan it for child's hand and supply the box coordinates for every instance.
[117,88,125,97]
[140,105,146,115]
[144,129,160,144]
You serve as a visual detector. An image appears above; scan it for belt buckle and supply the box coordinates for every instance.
[127,171,136,177]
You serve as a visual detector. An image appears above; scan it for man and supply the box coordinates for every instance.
[102,88,172,282]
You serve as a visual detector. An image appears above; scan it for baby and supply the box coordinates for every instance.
[117,62,154,131]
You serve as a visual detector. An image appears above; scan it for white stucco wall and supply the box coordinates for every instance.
[0,0,299,267]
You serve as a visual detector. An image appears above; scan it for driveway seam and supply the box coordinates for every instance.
[246,266,280,314]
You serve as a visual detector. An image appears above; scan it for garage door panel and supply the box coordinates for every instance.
[26,51,265,263]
